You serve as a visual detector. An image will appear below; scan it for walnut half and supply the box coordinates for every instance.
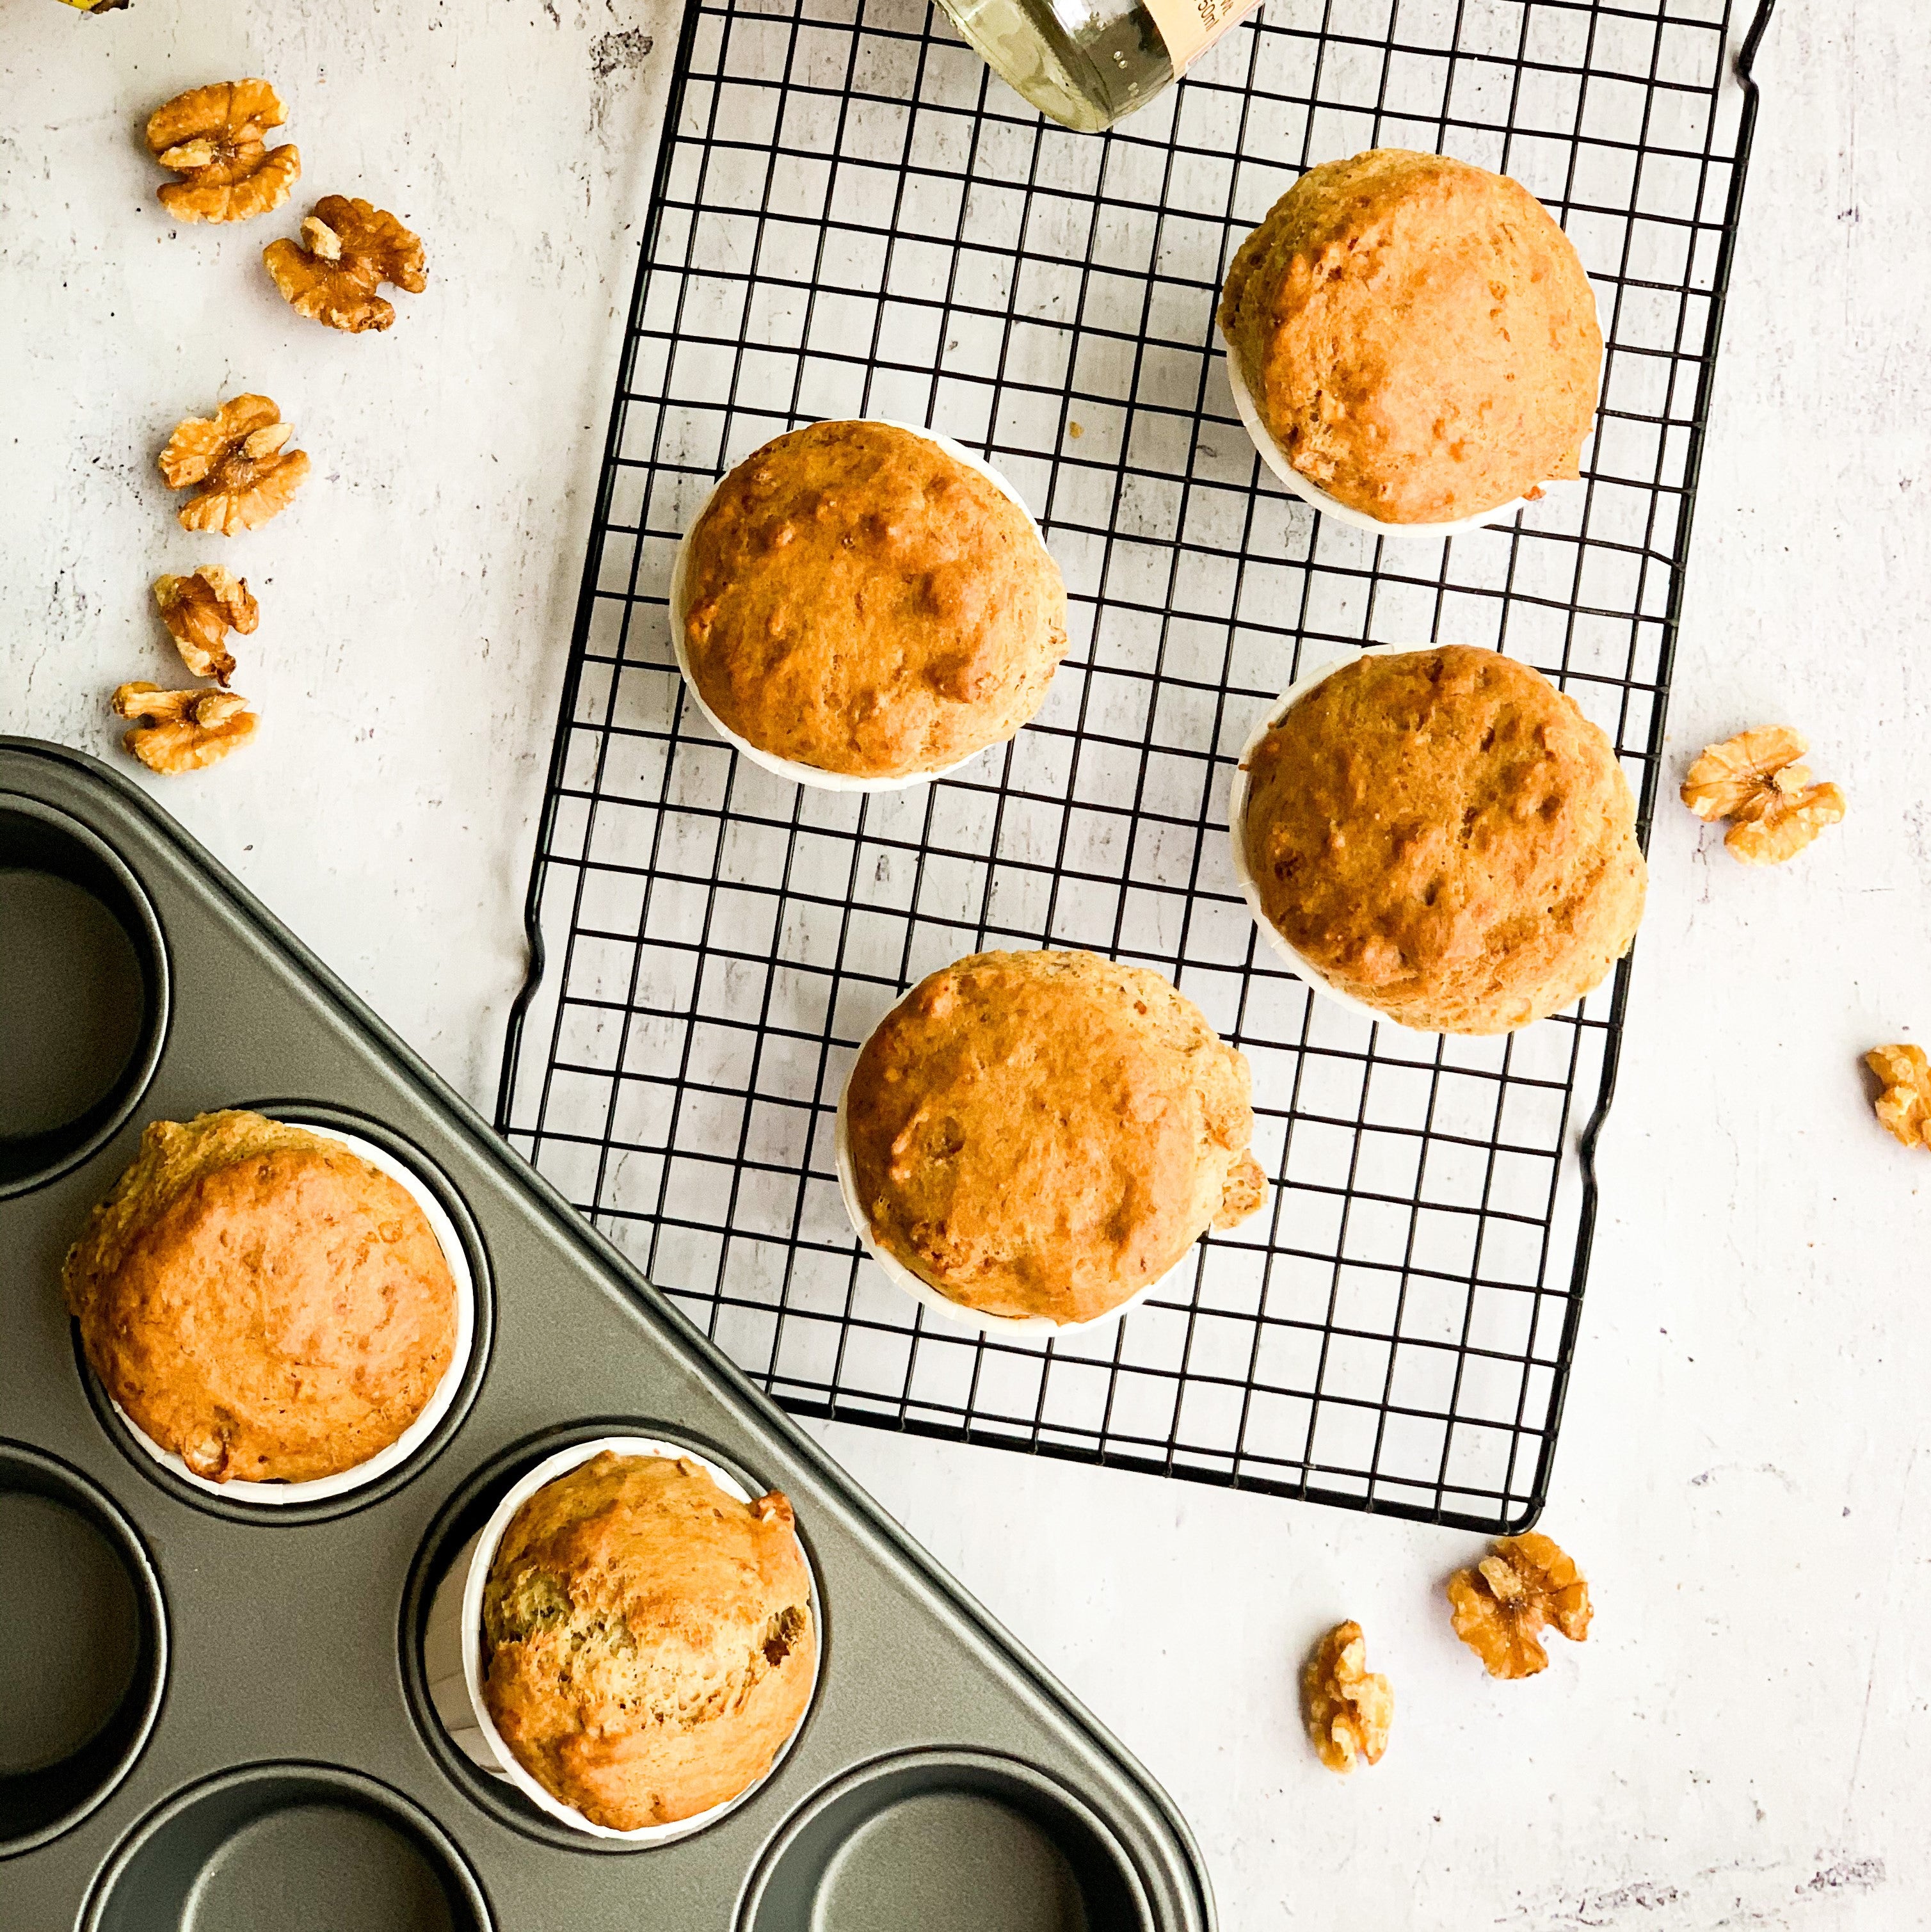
[1446,1531,1591,1680]
[1681,725,1846,865]
[1868,1045,1931,1151]
[1301,1620,1392,1773]
[154,567,257,683]
[111,684,257,773]
[263,196,426,333]
[159,394,310,535]
[145,80,300,224]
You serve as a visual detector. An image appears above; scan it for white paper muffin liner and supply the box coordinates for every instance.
[108,1122,477,1505]
[668,417,1055,793]
[1226,644,1441,1038]
[1218,326,1576,540]
[424,1433,821,1846]
[834,1005,1197,1339]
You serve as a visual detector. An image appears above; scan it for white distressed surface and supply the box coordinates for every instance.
[1,3,1924,1927]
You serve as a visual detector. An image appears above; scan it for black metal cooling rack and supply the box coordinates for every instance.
[498,0,1776,1533]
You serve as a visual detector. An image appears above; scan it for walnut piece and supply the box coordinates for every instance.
[158,394,310,535]
[145,81,300,224]
[1301,1621,1391,1773]
[263,195,426,333]
[153,567,257,683]
[1868,1045,1931,1150]
[1681,726,1846,865]
[1446,1531,1592,1680]
[111,684,257,774]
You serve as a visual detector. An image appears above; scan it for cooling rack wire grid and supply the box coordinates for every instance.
[499,0,1775,1533]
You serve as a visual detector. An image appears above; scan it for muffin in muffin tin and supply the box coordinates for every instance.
[63,1109,470,1500]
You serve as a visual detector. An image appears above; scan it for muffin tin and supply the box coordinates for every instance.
[0,737,1212,1930]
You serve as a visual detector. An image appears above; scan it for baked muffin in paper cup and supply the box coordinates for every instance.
[1224,646,1429,1032]
[1214,151,1603,541]
[835,950,1268,1337]
[668,418,1064,793]
[1219,337,1538,541]
[1227,643,1645,1036]
[70,1116,476,1506]
[424,1435,820,1846]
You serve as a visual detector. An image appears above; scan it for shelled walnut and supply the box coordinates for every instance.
[1680,725,1846,865]
[263,196,426,333]
[111,684,257,773]
[158,394,310,535]
[1301,1621,1391,1772]
[145,81,300,224]
[153,567,257,683]
[1867,1045,1931,1151]
[1446,1531,1592,1680]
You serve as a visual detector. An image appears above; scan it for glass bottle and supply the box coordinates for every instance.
[932,0,1255,133]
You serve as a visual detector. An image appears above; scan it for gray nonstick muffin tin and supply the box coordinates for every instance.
[0,737,1213,1932]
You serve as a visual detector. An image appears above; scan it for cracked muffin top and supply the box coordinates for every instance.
[1219,149,1602,524]
[62,1110,457,1484]
[1239,647,1646,1034]
[679,419,1067,780]
[481,1452,815,1830]
[842,949,1268,1326]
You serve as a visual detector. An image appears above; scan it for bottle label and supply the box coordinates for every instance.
[1142,0,1259,72]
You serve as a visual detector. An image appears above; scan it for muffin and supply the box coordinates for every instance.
[1238,647,1646,1033]
[678,420,1067,780]
[842,949,1267,1326]
[1219,150,1603,524]
[480,1451,815,1830]
[62,1110,458,1483]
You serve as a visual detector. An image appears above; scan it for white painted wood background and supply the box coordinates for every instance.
[3,1,1925,1924]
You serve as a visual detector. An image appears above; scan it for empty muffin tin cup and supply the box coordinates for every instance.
[835,1039,1180,1339]
[1226,644,1436,1036]
[103,1122,478,1507]
[1218,327,1561,540]
[0,794,169,1198]
[423,1433,821,1847]
[0,1444,167,1856]
[667,417,1050,794]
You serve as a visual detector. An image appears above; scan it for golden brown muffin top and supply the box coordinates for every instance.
[680,420,1067,779]
[481,1452,815,1830]
[1219,150,1603,524]
[844,949,1267,1325]
[62,1111,458,1483]
[1240,647,1646,1034]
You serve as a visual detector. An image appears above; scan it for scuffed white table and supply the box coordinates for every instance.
[3,1,1924,1924]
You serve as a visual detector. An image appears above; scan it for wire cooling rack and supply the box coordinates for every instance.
[499,0,1775,1532]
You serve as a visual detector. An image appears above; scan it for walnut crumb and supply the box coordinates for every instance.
[159,394,310,535]
[263,195,426,333]
[154,567,257,683]
[1680,726,1845,865]
[1301,1620,1391,1773]
[1446,1531,1591,1680]
[111,684,257,774]
[145,80,300,224]
[1867,1045,1931,1150]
